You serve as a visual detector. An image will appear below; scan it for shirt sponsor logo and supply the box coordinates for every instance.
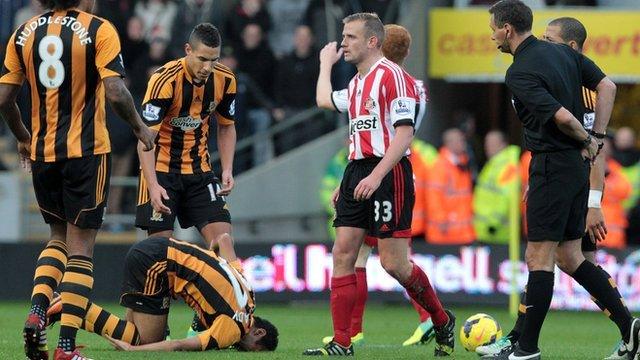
[349,115,379,135]
[170,116,202,131]
[143,104,161,121]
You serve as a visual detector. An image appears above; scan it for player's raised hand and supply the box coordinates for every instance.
[217,170,234,196]
[135,125,155,152]
[150,183,171,215]
[320,42,344,66]
[354,175,381,201]
[586,207,607,243]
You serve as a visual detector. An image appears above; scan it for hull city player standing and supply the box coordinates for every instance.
[0,0,154,359]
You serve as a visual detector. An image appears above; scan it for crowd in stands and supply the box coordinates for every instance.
[321,125,640,249]
[1,0,639,236]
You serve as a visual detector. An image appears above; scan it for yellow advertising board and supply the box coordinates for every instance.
[429,8,640,82]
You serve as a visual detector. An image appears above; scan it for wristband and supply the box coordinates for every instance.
[588,190,602,208]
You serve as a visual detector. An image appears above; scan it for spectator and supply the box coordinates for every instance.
[597,0,640,7]
[613,126,640,211]
[13,0,43,29]
[425,128,475,245]
[266,0,310,58]
[272,25,322,153]
[96,0,136,37]
[128,38,170,104]
[302,0,354,89]
[235,23,277,166]
[598,137,632,249]
[225,0,271,51]
[454,110,481,181]
[344,0,401,24]
[134,0,177,42]
[169,0,220,59]
[473,130,520,244]
[121,17,149,79]
[454,0,545,6]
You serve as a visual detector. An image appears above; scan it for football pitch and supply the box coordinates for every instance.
[0,302,620,359]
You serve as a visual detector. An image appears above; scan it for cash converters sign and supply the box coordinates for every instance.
[429,8,640,82]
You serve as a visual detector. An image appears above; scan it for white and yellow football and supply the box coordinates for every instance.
[459,313,503,352]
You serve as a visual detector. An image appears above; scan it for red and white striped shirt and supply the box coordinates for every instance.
[331,57,418,160]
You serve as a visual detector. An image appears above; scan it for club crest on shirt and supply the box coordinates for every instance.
[208,101,218,113]
[150,210,163,222]
[364,97,376,111]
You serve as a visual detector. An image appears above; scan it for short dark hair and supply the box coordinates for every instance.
[254,316,278,351]
[343,12,385,48]
[189,23,221,49]
[548,17,587,50]
[37,0,80,9]
[489,0,533,34]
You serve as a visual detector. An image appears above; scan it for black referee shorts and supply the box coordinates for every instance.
[526,150,589,242]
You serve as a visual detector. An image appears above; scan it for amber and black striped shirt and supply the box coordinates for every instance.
[141,58,236,174]
[164,238,255,350]
[0,9,124,162]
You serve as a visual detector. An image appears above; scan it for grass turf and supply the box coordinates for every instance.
[0,301,621,359]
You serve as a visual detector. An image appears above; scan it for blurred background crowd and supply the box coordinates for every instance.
[0,0,639,247]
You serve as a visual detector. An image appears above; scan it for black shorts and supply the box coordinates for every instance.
[135,171,231,232]
[526,150,589,241]
[31,153,110,229]
[120,236,171,315]
[581,233,597,252]
[334,157,414,238]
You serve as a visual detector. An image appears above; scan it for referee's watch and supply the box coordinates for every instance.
[581,134,593,149]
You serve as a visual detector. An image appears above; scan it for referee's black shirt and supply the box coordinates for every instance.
[505,35,605,153]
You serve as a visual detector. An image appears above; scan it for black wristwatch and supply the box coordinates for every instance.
[589,130,607,139]
[581,134,593,149]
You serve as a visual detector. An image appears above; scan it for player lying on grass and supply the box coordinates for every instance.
[48,234,278,352]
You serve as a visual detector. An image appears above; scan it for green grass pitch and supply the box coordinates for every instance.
[0,302,621,359]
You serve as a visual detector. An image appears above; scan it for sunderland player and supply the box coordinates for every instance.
[47,235,278,353]
[0,0,154,359]
[304,13,455,357]
[316,24,434,347]
[478,17,631,360]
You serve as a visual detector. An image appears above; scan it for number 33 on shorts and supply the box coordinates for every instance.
[374,200,392,222]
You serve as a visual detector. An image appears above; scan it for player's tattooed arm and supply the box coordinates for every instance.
[0,83,31,168]
[103,77,155,151]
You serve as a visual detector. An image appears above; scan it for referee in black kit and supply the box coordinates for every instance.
[486,1,640,360]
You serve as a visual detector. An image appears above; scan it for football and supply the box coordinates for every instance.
[459,313,503,352]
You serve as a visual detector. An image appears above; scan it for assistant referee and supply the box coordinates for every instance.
[486,1,639,360]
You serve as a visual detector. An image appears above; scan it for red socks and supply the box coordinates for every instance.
[350,267,368,336]
[331,274,357,347]
[411,298,431,323]
[402,264,448,326]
